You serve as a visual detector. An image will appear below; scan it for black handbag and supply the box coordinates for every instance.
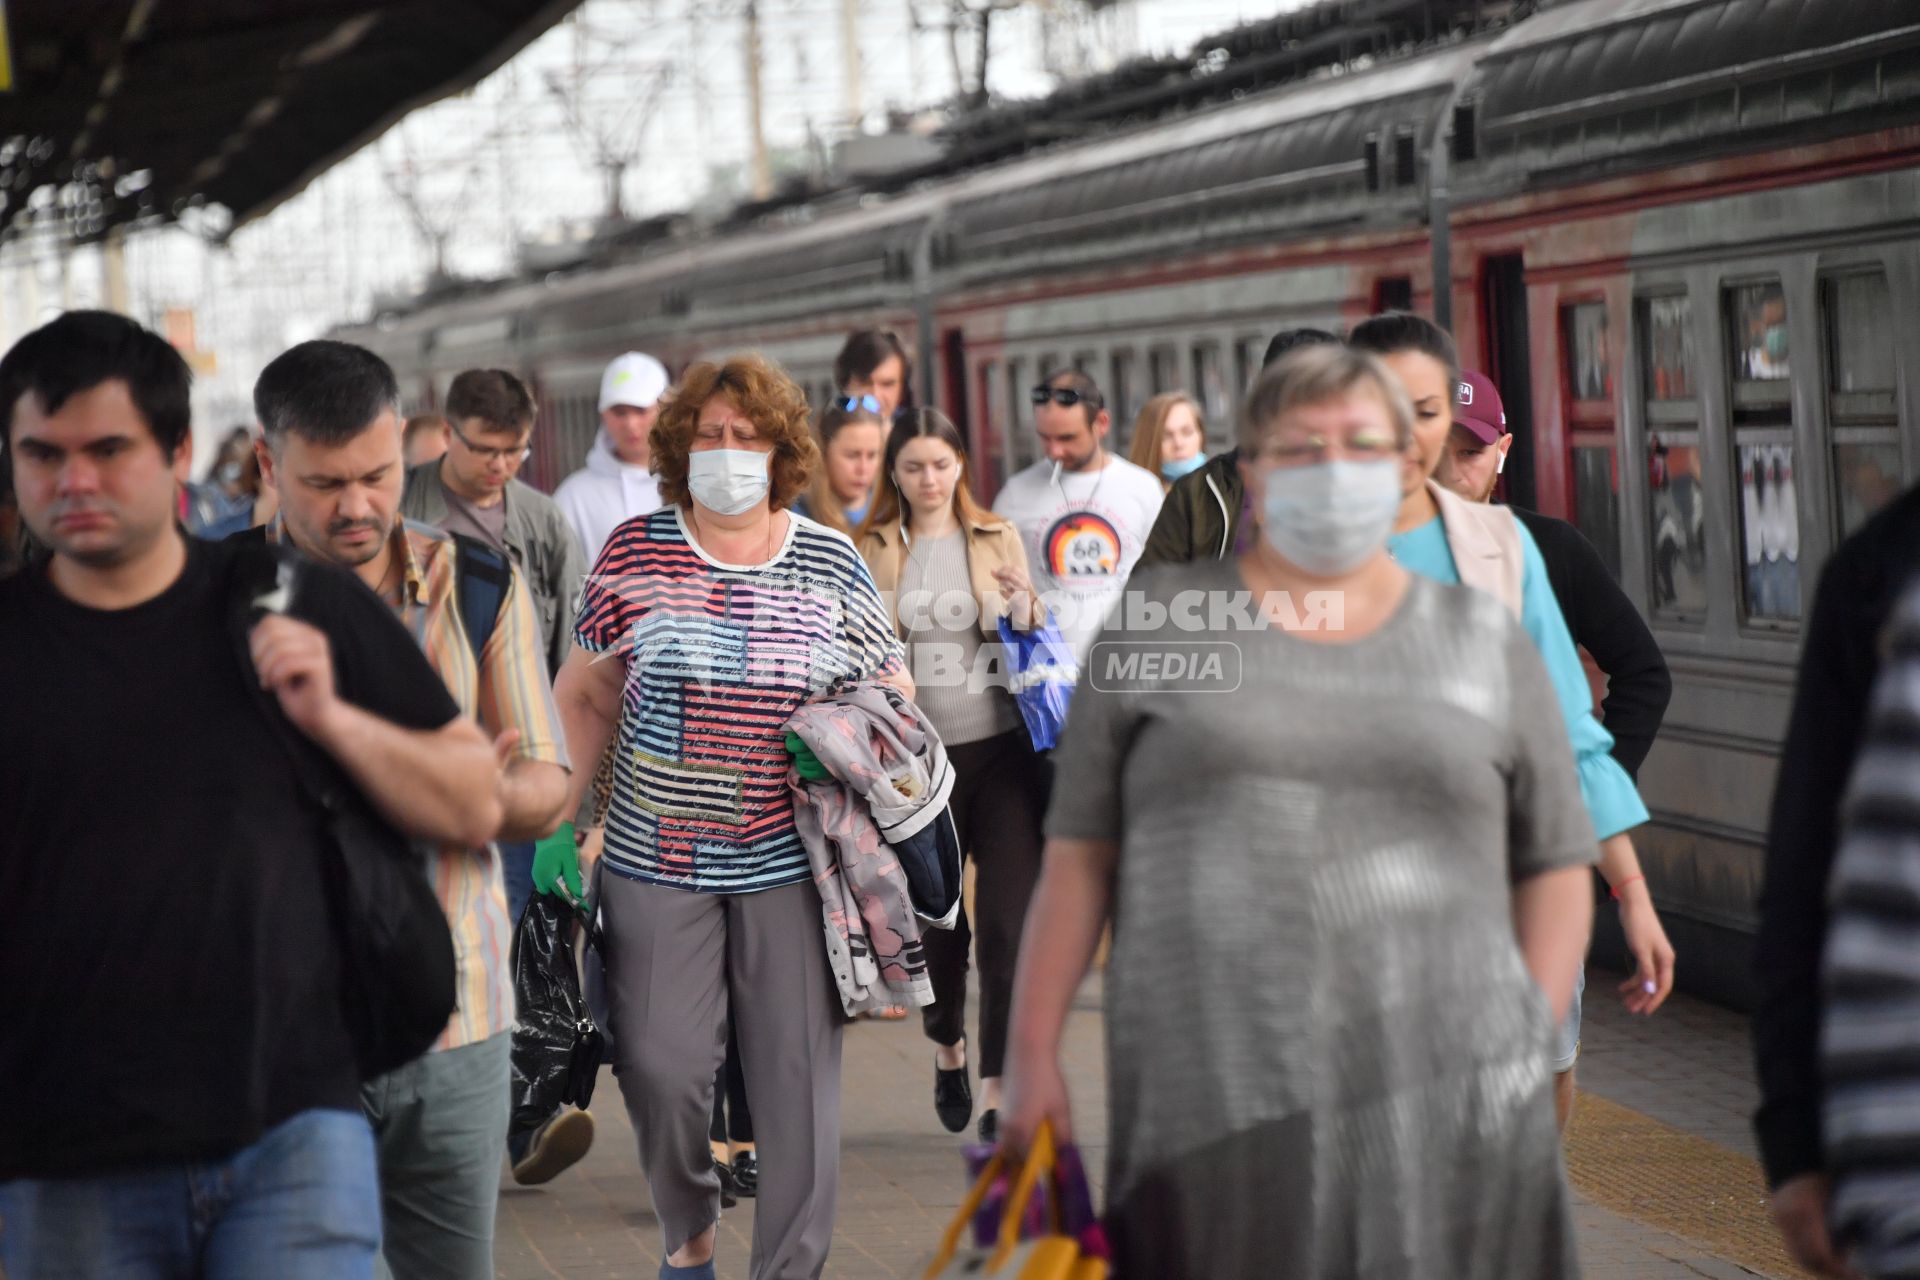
[224,539,458,1081]
[508,892,606,1139]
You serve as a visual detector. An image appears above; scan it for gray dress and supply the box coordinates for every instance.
[1047,563,1596,1279]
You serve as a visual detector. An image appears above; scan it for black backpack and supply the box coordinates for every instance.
[223,538,458,1080]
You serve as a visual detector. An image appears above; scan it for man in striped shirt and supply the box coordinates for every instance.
[1824,573,1920,1280]
[250,340,573,1280]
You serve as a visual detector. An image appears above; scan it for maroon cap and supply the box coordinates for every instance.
[1455,371,1507,445]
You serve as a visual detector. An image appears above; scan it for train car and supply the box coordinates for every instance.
[335,0,1920,1008]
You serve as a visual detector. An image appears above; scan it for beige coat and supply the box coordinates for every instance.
[857,510,1034,641]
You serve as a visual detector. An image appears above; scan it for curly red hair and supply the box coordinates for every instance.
[651,353,819,510]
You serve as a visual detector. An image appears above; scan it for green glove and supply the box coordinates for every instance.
[786,730,831,782]
[532,822,583,903]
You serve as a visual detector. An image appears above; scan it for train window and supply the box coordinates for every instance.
[1639,295,1706,618]
[1149,346,1179,396]
[1647,438,1708,618]
[1235,338,1259,397]
[1191,342,1230,431]
[1724,281,1799,623]
[1726,281,1791,389]
[1827,272,1896,398]
[1074,351,1098,377]
[1374,276,1414,313]
[1110,349,1137,432]
[1641,296,1696,404]
[1735,442,1801,621]
[1824,271,1902,536]
[1563,303,1611,405]
[1571,444,1623,581]
[1037,351,1061,381]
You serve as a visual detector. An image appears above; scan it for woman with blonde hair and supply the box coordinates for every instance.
[550,353,907,1280]
[793,396,884,535]
[855,407,1048,1145]
[1127,391,1207,489]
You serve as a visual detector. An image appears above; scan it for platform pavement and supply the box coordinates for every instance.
[497,969,1810,1279]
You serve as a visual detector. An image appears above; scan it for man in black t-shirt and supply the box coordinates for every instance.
[0,311,502,1280]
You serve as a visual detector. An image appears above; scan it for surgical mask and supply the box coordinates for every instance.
[1259,458,1403,576]
[687,448,771,515]
[1763,324,1788,361]
[218,462,242,486]
[1162,453,1208,482]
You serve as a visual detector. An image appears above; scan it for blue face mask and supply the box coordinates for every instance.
[1162,453,1208,482]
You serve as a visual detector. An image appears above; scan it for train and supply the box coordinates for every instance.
[337,0,1920,1008]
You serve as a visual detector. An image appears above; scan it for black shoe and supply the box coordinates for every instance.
[714,1157,739,1209]
[935,1058,973,1134]
[978,1109,998,1145]
[731,1149,758,1198]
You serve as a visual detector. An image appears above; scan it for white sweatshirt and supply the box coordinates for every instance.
[554,431,664,566]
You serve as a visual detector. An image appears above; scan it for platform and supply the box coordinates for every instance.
[496,967,1814,1279]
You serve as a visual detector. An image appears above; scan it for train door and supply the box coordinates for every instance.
[942,328,970,427]
[1482,254,1537,511]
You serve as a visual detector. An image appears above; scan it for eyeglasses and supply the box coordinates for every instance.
[1031,385,1100,410]
[448,421,531,465]
[840,395,882,414]
[1256,434,1401,468]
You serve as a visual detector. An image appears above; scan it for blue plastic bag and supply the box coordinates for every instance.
[997,615,1078,753]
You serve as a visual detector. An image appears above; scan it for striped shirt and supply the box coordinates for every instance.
[268,517,571,1051]
[1825,576,1920,1278]
[574,507,905,894]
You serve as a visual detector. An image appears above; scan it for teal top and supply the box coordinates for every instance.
[1387,515,1649,842]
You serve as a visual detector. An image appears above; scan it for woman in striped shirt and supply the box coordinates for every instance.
[551,354,908,1280]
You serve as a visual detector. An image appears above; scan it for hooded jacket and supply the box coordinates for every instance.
[787,682,963,1017]
[553,431,663,567]
[1138,450,1245,569]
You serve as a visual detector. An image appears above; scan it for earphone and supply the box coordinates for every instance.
[1495,450,1508,475]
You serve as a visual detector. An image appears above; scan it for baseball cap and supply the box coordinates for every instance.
[1455,370,1507,445]
[599,352,668,412]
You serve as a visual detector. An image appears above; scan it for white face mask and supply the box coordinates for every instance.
[687,448,771,515]
[1259,458,1403,576]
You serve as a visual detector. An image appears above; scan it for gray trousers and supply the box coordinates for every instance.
[361,1032,512,1280]
[600,874,844,1280]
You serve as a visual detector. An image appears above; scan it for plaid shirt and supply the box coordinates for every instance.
[269,517,570,1050]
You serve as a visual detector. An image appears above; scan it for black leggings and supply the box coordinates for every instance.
[922,728,1050,1078]
[708,1012,752,1145]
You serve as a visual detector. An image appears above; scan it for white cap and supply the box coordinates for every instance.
[598,352,668,412]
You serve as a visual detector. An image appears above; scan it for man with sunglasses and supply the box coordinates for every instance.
[402,368,584,676]
[990,368,1164,665]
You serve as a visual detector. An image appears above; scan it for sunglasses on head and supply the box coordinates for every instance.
[1031,385,1095,408]
[840,395,882,414]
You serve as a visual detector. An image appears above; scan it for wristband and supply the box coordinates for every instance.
[1610,873,1646,902]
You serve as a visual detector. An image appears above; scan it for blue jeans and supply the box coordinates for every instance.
[500,839,536,931]
[1552,967,1585,1074]
[0,1107,378,1279]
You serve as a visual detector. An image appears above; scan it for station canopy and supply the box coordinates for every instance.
[0,0,583,245]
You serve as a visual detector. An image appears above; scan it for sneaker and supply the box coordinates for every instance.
[935,1060,973,1134]
[510,1108,596,1186]
[731,1149,758,1198]
[659,1260,716,1280]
